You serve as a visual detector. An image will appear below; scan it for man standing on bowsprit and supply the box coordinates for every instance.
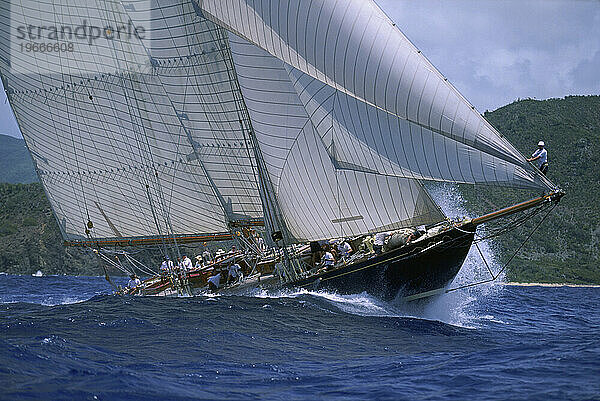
[527,141,549,175]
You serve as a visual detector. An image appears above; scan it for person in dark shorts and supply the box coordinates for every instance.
[310,241,323,268]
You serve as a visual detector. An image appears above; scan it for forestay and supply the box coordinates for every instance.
[0,0,263,242]
[199,0,555,190]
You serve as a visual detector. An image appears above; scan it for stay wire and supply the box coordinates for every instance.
[444,202,557,294]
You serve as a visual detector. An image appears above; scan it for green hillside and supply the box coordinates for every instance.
[0,96,598,282]
[464,95,600,283]
[0,182,99,275]
[0,134,38,184]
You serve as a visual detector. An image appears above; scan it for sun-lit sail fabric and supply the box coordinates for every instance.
[199,0,554,191]
[229,34,444,241]
[0,0,263,241]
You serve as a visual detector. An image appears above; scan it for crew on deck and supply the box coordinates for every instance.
[202,245,212,263]
[181,255,193,271]
[227,261,242,284]
[320,246,335,270]
[160,258,169,274]
[207,271,221,291]
[337,240,353,261]
[373,231,392,255]
[128,274,141,289]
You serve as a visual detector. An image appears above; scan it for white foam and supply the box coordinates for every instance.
[40,296,89,306]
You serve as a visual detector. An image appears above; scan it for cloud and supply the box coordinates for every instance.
[376,0,600,111]
[570,50,600,93]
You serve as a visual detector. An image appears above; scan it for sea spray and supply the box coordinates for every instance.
[410,183,505,326]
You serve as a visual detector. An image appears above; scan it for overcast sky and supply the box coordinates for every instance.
[1,0,599,138]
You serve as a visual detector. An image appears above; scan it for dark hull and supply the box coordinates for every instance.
[288,225,475,301]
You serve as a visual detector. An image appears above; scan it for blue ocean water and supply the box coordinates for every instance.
[0,273,598,401]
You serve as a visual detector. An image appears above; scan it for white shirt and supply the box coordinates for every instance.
[128,278,141,288]
[202,250,211,261]
[321,252,335,266]
[531,148,548,168]
[374,232,390,246]
[182,256,193,271]
[337,242,352,257]
[160,261,168,271]
[207,273,221,288]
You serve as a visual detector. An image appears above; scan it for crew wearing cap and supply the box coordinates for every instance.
[527,141,548,175]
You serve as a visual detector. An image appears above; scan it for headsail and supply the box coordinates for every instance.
[229,34,444,242]
[199,0,555,190]
[0,0,263,242]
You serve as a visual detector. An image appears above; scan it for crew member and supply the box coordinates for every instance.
[228,262,242,284]
[527,141,548,175]
[202,249,212,263]
[310,240,323,268]
[127,274,141,288]
[207,271,221,291]
[181,255,193,271]
[160,258,169,274]
[373,231,391,255]
[320,246,335,270]
[337,240,353,260]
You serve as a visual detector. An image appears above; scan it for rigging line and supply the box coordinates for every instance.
[444,202,557,295]
[212,29,261,208]
[474,241,494,278]
[220,34,284,233]
[473,204,548,242]
[123,253,157,277]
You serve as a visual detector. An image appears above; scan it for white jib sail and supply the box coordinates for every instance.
[229,34,444,242]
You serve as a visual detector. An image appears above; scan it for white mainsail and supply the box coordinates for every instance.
[199,0,554,190]
[0,0,263,242]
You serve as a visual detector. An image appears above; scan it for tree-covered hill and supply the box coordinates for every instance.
[0,182,98,275]
[464,95,600,283]
[0,134,38,184]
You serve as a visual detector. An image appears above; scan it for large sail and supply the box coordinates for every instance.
[0,0,263,242]
[229,34,444,242]
[199,0,555,190]
[1,0,557,248]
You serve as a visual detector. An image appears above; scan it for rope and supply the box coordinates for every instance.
[444,202,557,294]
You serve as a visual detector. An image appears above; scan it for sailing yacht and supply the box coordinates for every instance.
[0,0,562,300]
